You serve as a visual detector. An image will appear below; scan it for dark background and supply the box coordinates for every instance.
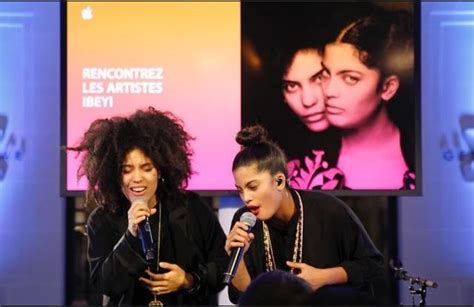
[241,2,418,194]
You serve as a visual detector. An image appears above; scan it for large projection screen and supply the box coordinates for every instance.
[63,1,420,196]
[63,2,240,195]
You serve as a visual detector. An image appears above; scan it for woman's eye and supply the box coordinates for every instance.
[313,74,323,84]
[343,75,359,85]
[319,72,331,84]
[283,82,298,93]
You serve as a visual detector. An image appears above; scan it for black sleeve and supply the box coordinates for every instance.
[87,209,148,298]
[336,202,385,289]
[185,194,230,300]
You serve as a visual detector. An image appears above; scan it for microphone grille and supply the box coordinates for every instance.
[130,196,147,205]
[240,212,257,227]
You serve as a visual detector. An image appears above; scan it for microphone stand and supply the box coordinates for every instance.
[390,260,438,306]
[409,280,427,306]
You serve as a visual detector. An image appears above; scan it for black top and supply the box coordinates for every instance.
[264,200,301,271]
[87,191,229,305]
[288,126,416,190]
[228,189,384,303]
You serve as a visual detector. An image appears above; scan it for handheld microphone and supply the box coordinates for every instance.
[131,196,155,262]
[223,212,257,285]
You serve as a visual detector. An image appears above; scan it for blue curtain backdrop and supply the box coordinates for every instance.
[0,2,64,304]
[399,2,474,305]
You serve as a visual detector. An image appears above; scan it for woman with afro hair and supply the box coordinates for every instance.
[69,107,228,305]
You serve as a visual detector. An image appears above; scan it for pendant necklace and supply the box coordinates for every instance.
[263,190,304,274]
[149,203,163,307]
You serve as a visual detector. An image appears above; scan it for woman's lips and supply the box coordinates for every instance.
[303,112,325,123]
[326,105,344,115]
[247,206,260,216]
[130,187,146,197]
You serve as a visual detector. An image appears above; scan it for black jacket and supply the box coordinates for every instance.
[87,192,228,305]
[228,190,384,303]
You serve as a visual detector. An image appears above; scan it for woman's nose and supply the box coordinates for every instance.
[242,190,252,204]
[301,88,317,108]
[322,76,338,98]
[131,170,143,182]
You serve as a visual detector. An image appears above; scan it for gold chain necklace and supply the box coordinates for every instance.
[149,203,163,306]
[262,190,304,274]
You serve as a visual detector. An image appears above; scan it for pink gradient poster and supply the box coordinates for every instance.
[66,2,240,192]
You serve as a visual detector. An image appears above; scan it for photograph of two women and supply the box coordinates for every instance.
[241,2,417,193]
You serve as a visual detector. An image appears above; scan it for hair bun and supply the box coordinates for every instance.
[236,125,269,147]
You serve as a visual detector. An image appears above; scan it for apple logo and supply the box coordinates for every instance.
[81,6,93,21]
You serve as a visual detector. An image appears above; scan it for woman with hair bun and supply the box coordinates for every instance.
[225,125,384,304]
